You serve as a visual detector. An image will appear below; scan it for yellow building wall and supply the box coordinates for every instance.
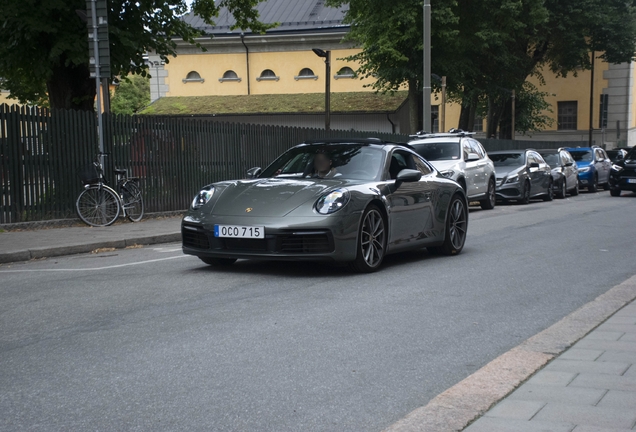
[529,57,609,131]
[165,48,374,97]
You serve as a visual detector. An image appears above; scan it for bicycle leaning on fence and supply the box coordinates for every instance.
[76,153,144,227]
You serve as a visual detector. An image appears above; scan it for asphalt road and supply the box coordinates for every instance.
[1,191,635,431]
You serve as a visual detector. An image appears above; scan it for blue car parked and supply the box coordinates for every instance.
[565,146,611,192]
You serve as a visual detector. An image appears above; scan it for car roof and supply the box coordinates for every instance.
[537,149,559,154]
[409,137,464,145]
[298,138,415,151]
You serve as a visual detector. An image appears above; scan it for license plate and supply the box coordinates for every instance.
[628,179,636,184]
[214,224,264,239]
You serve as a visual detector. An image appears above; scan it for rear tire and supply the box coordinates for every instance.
[200,257,237,266]
[350,205,387,273]
[480,178,496,210]
[610,188,621,197]
[76,185,120,227]
[589,175,598,193]
[428,194,467,256]
[603,182,610,191]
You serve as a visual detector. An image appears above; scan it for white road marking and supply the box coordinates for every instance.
[0,255,189,273]
[153,247,182,253]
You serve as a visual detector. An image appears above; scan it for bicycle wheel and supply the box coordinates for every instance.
[121,181,144,222]
[76,185,120,227]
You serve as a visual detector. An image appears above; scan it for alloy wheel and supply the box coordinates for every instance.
[448,199,467,250]
[360,209,386,268]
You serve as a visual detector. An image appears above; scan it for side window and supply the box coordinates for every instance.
[596,149,604,161]
[411,155,432,175]
[527,153,537,166]
[388,151,414,179]
[469,140,486,159]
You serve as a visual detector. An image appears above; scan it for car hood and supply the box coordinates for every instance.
[428,160,460,172]
[211,178,348,217]
[575,160,592,169]
[495,166,523,177]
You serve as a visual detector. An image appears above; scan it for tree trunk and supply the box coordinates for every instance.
[486,97,496,138]
[458,104,470,130]
[46,59,96,111]
[408,78,419,134]
[467,102,477,132]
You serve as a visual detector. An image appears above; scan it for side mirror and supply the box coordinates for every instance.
[246,167,262,179]
[466,153,480,162]
[396,169,422,184]
[529,162,540,168]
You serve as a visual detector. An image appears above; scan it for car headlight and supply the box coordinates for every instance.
[439,170,455,179]
[611,164,624,172]
[505,174,519,184]
[315,189,350,214]
[578,167,591,173]
[191,187,215,209]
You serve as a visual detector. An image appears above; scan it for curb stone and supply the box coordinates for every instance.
[0,233,181,264]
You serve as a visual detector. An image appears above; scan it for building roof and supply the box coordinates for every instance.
[182,0,349,36]
[140,92,408,116]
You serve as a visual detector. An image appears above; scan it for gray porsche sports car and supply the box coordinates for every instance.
[182,139,468,272]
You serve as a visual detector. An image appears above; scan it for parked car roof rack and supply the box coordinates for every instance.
[409,128,476,139]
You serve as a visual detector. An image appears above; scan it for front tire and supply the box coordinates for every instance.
[589,175,598,192]
[480,178,496,210]
[518,181,531,205]
[76,186,120,227]
[570,180,580,196]
[428,195,467,256]
[542,180,554,201]
[610,188,621,197]
[121,181,144,222]
[350,205,387,273]
[557,179,567,199]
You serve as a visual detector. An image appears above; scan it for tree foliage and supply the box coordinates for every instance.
[328,0,636,136]
[111,75,150,115]
[0,0,271,110]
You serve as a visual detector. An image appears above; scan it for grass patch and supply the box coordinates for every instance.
[140,91,408,116]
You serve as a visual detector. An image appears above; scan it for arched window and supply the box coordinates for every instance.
[219,70,242,83]
[295,67,318,81]
[334,66,355,79]
[182,71,204,83]
[256,69,280,82]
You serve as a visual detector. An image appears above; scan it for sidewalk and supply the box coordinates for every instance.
[0,216,182,264]
[465,300,636,432]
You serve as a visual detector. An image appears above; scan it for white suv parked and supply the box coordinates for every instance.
[409,131,497,210]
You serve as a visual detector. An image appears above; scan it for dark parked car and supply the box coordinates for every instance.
[607,149,629,163]
[182,139,469,272]
[609,147,636,197]
[538,149,580,198]
[490,150,553,204]
[566,146,611,192]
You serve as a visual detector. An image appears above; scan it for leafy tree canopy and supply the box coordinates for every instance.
[0,0,271,110]
[110,75,150,115]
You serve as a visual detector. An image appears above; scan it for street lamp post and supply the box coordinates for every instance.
[312,48,331,130]
[422,0,432,133]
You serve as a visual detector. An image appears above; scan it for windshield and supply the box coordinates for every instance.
[260,144,384,181]
[490,153,525,167]
[607,150,624,162]
[540,153,559,168]
[569,150,593,162]
[411,142,460,161]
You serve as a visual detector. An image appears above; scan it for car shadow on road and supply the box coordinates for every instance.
[185,248,448,278]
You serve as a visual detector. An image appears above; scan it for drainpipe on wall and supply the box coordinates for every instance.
[241,33,251,95]
[386,114,396,134]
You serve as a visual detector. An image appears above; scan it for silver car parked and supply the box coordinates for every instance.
[409,130,497,210]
